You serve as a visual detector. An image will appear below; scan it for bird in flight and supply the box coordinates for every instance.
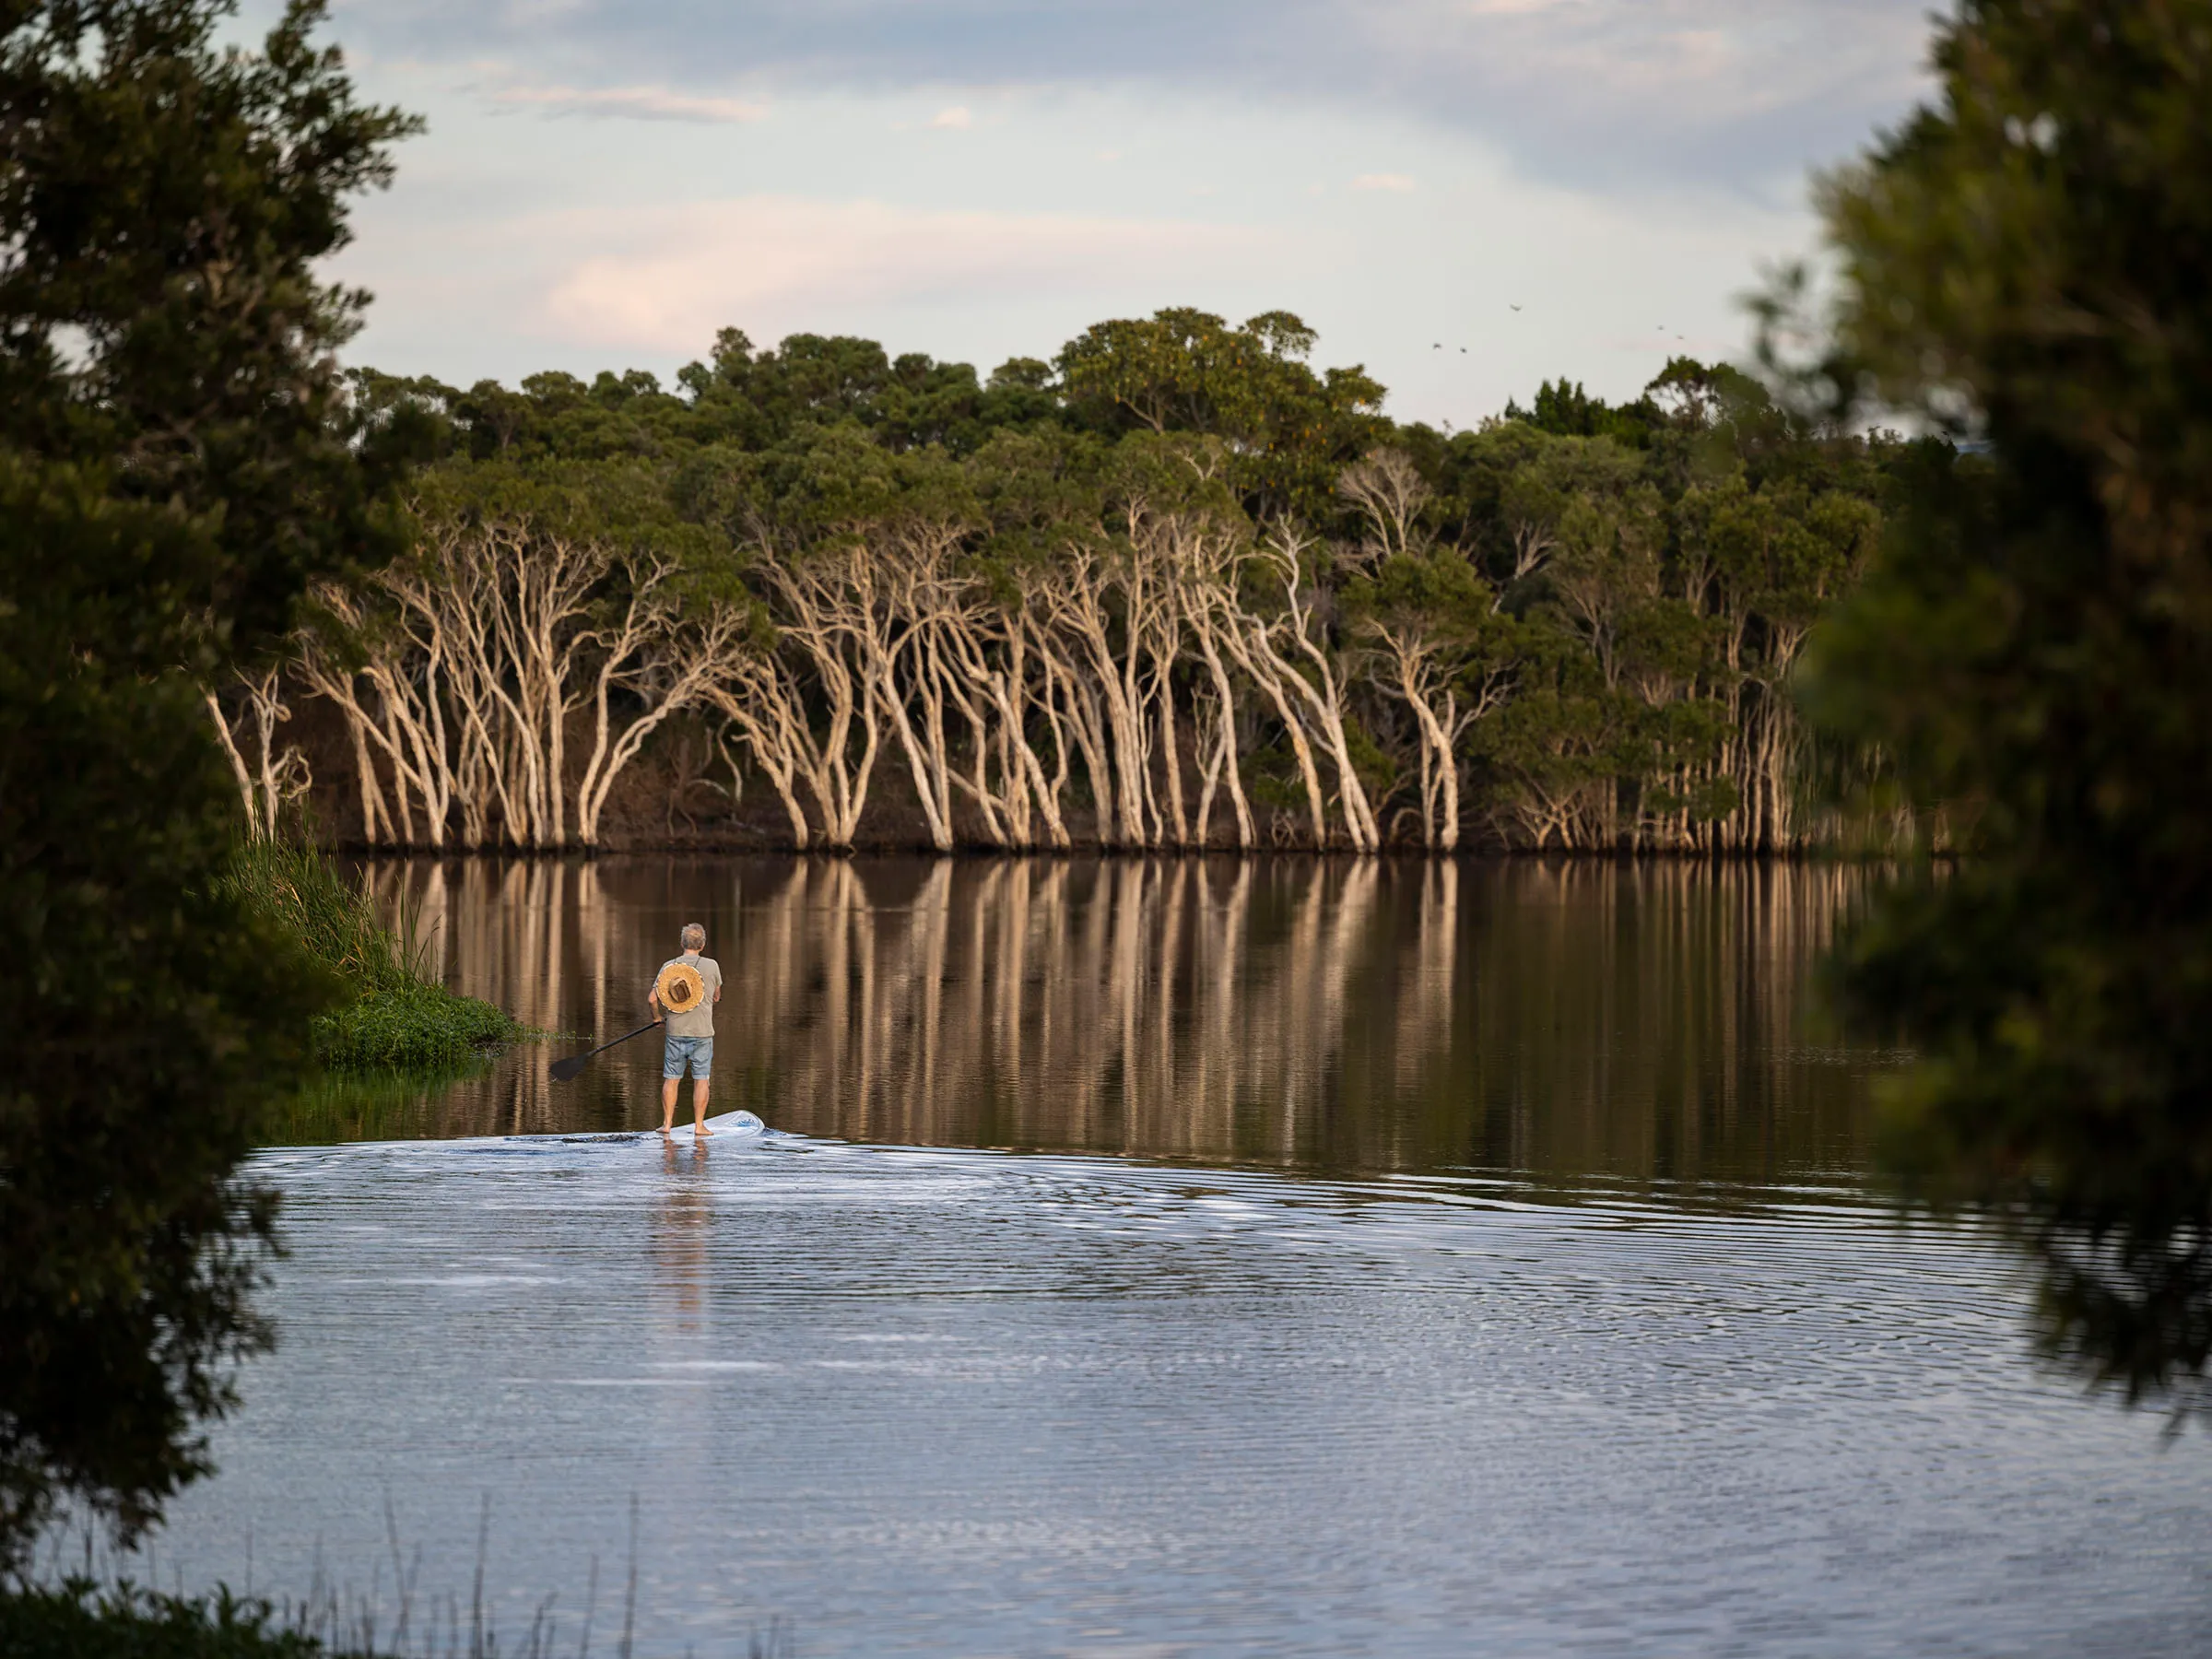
[1510,304,1522,312]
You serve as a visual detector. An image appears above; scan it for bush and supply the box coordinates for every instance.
[312,982,517,1072]
[223,841,522,1074]
[222,841,420,995]
[0,1583,322,1659]
[0,481,332,1560]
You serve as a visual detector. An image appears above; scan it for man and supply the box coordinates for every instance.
[648,922,724,1137]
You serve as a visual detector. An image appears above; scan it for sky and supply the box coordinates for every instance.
[294,0,1939,429]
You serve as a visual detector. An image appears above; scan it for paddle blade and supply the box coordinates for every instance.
[549,1052,592,1083]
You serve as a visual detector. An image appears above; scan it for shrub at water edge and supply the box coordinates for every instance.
[224,841,521,1073]
[0,1583,324,1659]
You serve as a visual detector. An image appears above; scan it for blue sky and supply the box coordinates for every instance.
[304,0,1936,427]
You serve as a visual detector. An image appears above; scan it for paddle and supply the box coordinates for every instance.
[549,1019,661,1083]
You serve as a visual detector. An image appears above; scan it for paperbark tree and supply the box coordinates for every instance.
[203,666,311,841]
[736,545,887,849]
[1224,522,1381,851]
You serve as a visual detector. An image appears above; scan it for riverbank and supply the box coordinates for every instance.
[0,1584,325,1659]
[308,834,1929,862]
[227,842,523,1072]
[272,698,1930,860]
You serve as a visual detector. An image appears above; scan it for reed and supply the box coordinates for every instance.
[6,1498,794,1659]
[223,841,523,1072]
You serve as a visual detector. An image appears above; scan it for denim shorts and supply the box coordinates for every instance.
[663,1034,713,1080]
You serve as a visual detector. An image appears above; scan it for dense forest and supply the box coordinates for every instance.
[209,308,1914,854]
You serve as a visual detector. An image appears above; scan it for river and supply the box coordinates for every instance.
[124,858,2211,1656]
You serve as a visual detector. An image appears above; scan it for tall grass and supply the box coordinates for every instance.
[0,1581,795,1659]
[0,1583,321,1658]
[226,840,429,994]
[7,1497,795,1659]
[224,842,521,1073]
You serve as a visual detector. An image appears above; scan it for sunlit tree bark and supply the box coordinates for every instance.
[573,554,747,846]
[202,666,309,840]
[1221,522,1380,851]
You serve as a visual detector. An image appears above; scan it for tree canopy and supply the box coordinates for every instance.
[0,0,414,1559]
[262,316,1908,863]
[1795,0,2212,1408]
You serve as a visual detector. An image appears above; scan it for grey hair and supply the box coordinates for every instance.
[680,923,706,950]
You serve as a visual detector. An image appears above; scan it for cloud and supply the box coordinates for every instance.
[1351,173,1416,193]
[533,195,1269,352]
[929,104,973,129]
[483,81,766,123]
[341,0,1933,193]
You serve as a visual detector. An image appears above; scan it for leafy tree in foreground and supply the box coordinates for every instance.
[1793,0,2212,1406]
[0,0,415,1560]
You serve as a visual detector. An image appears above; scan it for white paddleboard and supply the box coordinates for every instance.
[515,1110,768,1149]
[663,1109,765,1142]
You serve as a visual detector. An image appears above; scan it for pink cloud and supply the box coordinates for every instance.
[485,82,767,123]
[537,196,1267,352]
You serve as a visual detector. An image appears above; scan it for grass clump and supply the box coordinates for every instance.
[0,1583,321,1658]
[224,841,522,1073]
[313,981,518,1072]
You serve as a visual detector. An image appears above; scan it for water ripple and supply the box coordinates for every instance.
[126,1118,2212,1658]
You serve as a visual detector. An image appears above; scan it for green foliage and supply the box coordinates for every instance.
[1793,0,2212,1406]
[347,295,1907,854]
[0,0,424,659]
[363,323,1077,471]
[1056,308,1387,518]
[312,982,516,1072]
[0,1583,323,1659]
[410,454,731,595]
[343,328,1901,854]
[0,0,415,1564]
[1503,378,1659,448]
[221,841,418,994]
[220,841,519,1072]
[0,465,334,1559]
[1339,716,1398,799]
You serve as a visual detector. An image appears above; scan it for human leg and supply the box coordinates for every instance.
[661,1033,688,1134]
[690,1039,714,1135]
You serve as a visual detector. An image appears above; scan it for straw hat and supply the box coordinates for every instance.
[655,960,707,1015]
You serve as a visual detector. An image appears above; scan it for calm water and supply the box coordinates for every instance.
[129,860,2212,1655]
[287,857,1879,1185]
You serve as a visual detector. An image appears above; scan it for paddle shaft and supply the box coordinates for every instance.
[550,1018,662,1081]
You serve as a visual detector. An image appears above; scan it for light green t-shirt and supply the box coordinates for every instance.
[656,953,723,1038]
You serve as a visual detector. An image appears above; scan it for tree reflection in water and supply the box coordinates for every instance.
[327,857,1885,1187]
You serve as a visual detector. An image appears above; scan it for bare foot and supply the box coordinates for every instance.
[696,1127,714,1138]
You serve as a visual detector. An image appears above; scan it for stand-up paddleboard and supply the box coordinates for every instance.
[661,1109,765,1143]
[517,1110,768,1147]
